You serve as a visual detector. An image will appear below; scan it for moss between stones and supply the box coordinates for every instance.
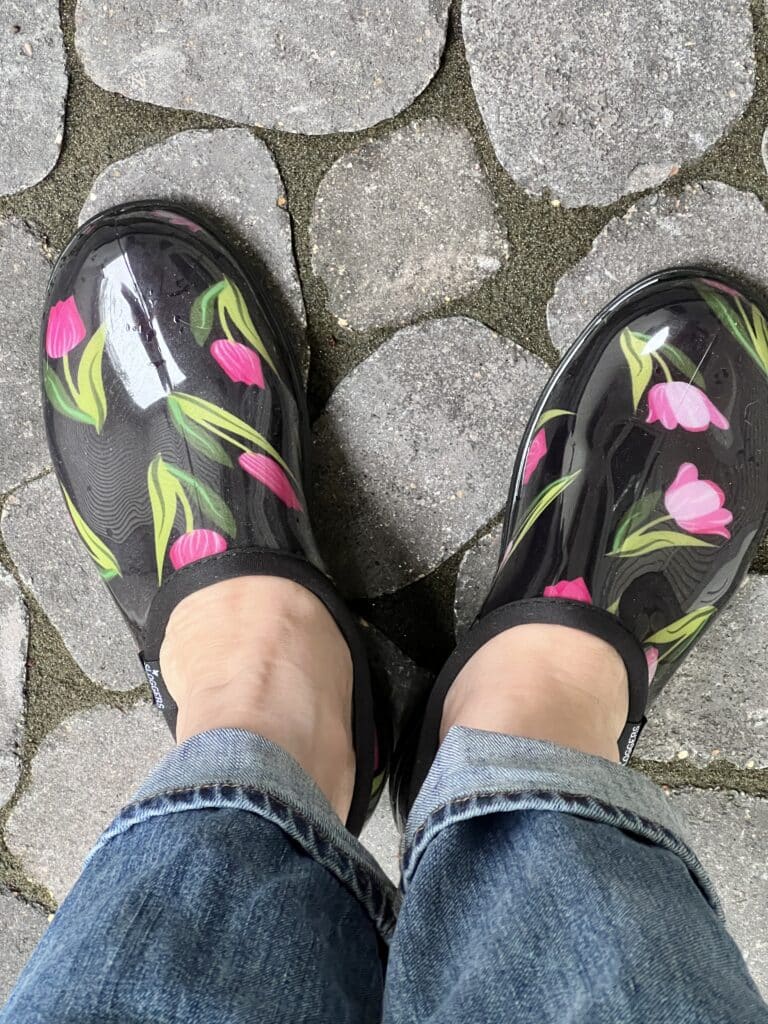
[0,0,767,903]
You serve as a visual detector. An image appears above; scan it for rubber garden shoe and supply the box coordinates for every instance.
[41,201,387,836]
[393,267,768,825]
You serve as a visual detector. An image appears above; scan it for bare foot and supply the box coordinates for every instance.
[159,576,355,821]
[441,623,629,762]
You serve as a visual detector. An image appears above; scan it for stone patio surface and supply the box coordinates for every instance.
[0,0,767,1003]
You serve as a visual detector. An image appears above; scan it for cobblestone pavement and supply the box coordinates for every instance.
[0,0,767,1002]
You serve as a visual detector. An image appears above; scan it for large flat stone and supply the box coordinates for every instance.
[5,703,172,903]
[0,1,67,196]
[75,1,449,134]
[0,889,48,1004]
[548,182,768,354]
[455,529,767,766]
[312,317,549,598]
[79,128,307,375]
[2,474,139,693]
[463,1,753,207]
[671,788,768,997]
[0,568,27,807]
[0,219,53,492]
[310,120,509,330]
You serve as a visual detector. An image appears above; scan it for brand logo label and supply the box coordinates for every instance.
[143,663,165,710]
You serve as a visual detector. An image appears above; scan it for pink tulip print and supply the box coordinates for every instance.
[523,429,548,484]
[169,529,228,570]
[543,577,592,604]
[646,383,728,433]
[645,647,659,684]
[239,452,303,510]
[664,463,732,539]
[211,339,265,388]
[46,297,86,358]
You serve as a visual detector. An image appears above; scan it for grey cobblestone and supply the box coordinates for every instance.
[75,0,449,134]
[5,703,171,902]
[0,219,53,492]
[313,316,549,598]
[311,120,509,330]
[0,0,66,196]
[0,888,47,1003]
[463,0,753,207]
[2,474,140,693]
[0,568,27,807]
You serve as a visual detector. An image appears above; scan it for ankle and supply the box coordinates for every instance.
[441,624,628,761]
[159,577,355,820]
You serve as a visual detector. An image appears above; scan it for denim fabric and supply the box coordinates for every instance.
[3,726,766,1024]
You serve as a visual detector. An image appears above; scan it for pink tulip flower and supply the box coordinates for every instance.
[664,463,732,539]
[239,452,302,510]
[645,647,659,685]
[46,297,87,358]
[543,577,592,604]
[169,529,228,570]
[646,382,728,433]
[211,339,265,388]
[523,429,548,484]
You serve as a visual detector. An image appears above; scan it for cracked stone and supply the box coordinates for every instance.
[671,788,768,997]
[0,219,53,491]
[0,0,67,196]
[2,474,139,692]
[79,128,308,375]
[0,889,47,1003]
[75,1,449,134]
[455,531,767,767]
[548,183,768,353]
[463,1,753,207]
[313,317,549,598]
[310,120,509,330]
[5,703,171,903]
[0,568,27,807]
[454,522,503,635]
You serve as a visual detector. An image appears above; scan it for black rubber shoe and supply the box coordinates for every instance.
[42,201,388,835]
[392,268,768,826]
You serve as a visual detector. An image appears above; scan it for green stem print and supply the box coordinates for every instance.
[499,470,581,569]
[45,324,109,433]
[697,283,768,378]
[190,278,279,377]
[645,605,716,663]
[62,488,121,580]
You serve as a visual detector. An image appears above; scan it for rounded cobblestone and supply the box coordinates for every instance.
[75,0,449,134]
[463,0,754,206]
[0,568,27,808]
[0,0,67,196]
[5,703,171,903]
[313,316,549,598]
[311,120,509,330]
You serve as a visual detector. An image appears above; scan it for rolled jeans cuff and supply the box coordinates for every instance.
[87,728,401,942]
[402,726,720,915]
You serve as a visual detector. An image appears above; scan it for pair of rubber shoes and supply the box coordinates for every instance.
[42,202,768,835]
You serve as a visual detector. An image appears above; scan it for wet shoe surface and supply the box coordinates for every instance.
[393,268,768,823]
[488,268,768,700]
[43,202,313,645]
[42,201,385,834]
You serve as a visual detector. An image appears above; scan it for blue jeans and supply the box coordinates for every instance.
[3,726,766,1023]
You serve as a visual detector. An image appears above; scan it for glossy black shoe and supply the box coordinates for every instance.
[393,267,768,826]
[42,201,388,835]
